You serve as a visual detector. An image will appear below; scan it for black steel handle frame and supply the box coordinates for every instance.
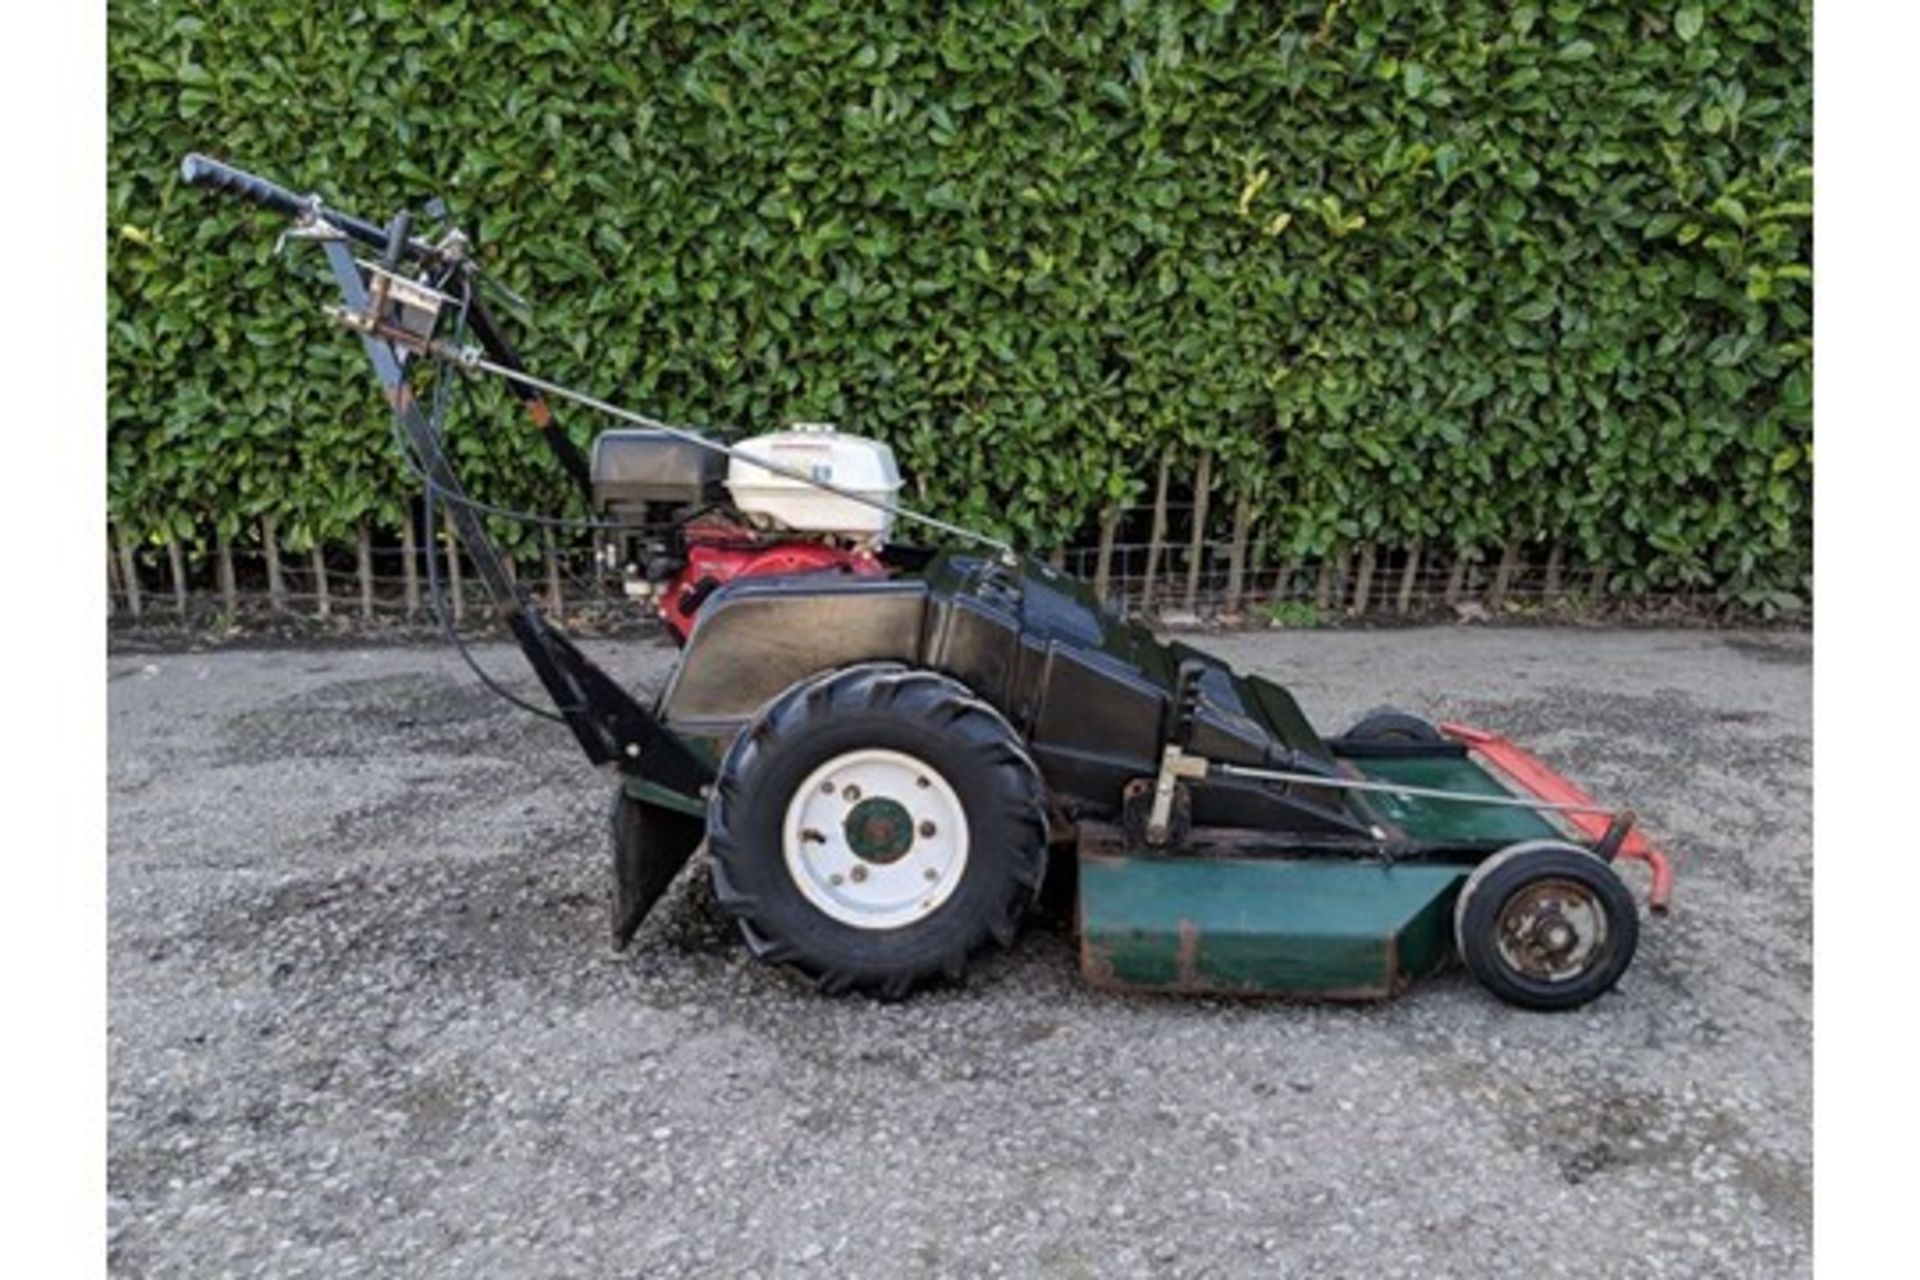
[180,154,711,798]
[179,154,594,497]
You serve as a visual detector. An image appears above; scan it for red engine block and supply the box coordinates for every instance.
[656,527,884,643]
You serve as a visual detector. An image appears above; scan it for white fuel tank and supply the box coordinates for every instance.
[726,424,903,542]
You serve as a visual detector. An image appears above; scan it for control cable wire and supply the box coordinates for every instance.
[404,287,567,724]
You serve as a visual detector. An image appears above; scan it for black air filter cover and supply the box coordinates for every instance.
[591,429,727,510]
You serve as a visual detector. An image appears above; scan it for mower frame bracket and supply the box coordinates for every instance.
[1144,744,1210,846]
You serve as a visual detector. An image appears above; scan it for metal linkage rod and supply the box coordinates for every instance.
[1213,762,1621,817]
[442,347,1015,560]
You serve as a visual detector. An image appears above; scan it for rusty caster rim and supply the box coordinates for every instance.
[1492,877,1610,983]
[781,748,971,930]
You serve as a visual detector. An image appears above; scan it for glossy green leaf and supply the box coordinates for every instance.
[106,0,1811,593]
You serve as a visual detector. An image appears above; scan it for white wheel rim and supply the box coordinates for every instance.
[781,748,970,930]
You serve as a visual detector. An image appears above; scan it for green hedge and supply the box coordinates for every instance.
[109,0,1811,602]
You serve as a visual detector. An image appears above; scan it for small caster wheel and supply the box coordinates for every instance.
[1454,840,1639,1011]
[1344,707,1446,744]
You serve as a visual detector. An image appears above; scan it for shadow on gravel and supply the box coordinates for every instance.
[218,672,567,768]
[1721,635,1812,666]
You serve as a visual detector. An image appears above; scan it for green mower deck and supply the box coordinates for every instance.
[1078,829,1465,999]
[1076,753,1573,999]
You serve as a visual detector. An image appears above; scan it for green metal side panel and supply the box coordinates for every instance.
[1352,755,1560,844]
[1078,850,1465,1000]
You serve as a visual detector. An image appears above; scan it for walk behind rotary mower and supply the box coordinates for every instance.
[180,154,1674,1010]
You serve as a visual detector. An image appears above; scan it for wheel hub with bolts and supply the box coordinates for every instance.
[783,748,971,930]
[1495,878,1606,982]
[844,796,916,864]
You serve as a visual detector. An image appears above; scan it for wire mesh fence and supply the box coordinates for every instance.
[107,498,1731,636]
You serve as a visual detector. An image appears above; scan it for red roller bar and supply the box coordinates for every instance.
[1440,722,1674,913]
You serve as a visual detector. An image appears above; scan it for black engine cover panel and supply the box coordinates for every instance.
[658,550,1353,828]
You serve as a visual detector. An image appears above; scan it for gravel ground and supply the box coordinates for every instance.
[107,626,1811,1278]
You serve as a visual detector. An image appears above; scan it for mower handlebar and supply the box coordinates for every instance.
[178,153,311,218]
[179,152,414,259]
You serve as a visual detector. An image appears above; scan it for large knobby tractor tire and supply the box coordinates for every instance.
[706,663,1048,998]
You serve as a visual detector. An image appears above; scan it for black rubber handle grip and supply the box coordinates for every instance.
[179,153,309,218]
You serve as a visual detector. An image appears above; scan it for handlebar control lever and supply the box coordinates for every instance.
[383,210,413,270]
[179,151,434,266]
[273,217,347,258]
